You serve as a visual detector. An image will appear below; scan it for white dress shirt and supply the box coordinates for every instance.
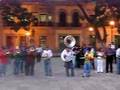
[116,48,120,58]
[61,49,75,62]
[42,49,53,59]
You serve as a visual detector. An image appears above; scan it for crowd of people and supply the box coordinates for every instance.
[0,41,43,77]
[0,41,120,78]
[61,42,120,77]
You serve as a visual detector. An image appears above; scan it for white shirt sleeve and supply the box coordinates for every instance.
[48,50,53,58]
[42,50,53,58]
[116,49,120,57]
[61,50,66,62]
[41,51,46,57]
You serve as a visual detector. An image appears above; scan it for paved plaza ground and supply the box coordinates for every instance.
[0,57,120,90]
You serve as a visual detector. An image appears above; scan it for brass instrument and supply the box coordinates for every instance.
[5,51,10,55]
[28,47,36,52]
[64,35,76,48]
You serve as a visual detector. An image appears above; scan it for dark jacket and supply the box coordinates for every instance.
[26,51,36,64]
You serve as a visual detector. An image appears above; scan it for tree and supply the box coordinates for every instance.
[0,1,34,32]
[75,1,120,47]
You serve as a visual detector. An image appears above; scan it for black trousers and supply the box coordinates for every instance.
[25,62,35,76]
[64,61,74,76]
[106,55,113,73]
[90,60,95,70]
[75,55,81,68]
[36,54,41,62]
[113,54,116,63]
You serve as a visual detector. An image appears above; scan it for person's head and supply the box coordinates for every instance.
[107,44,111,48]
[90,48,94,52]
[15,46,19,49]
[15,46,20,53]
[86,48,91,53]
[29,46,35,52]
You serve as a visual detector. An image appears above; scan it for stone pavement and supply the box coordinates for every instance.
[0,57,120,90]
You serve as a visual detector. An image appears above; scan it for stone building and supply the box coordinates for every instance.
[0,0,120,52]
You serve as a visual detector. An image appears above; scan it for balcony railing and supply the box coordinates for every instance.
[2,22,84,28]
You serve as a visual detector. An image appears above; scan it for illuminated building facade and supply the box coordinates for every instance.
[0,0,120,52]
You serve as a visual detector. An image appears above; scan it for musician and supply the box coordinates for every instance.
[19,41,27,73]
[82,48,92,77]
[96,48,104,73]
[25,46,36,76]
[89,48,96,70]
[61,47,75,77]
[13,47,22,75]
[42,46,53,76]
[105,44,115,73]
[73,45,83,68]
[36,45,43,62]
[0,48,8,77]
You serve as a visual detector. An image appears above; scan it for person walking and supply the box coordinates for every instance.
[61,47,75,77]
[42,46,53,76]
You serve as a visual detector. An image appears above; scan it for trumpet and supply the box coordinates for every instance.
[6,51,10,55]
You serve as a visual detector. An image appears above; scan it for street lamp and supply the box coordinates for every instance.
[109,20,115,42]
[88,27,94,32]
[25,32,31,36]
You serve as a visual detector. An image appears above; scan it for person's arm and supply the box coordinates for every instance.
[61,50,66,62]
[48,50,53,58]
[116,49,120,58]
[41,51,46,57]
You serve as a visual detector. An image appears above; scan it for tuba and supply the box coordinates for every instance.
[64,35,76,48]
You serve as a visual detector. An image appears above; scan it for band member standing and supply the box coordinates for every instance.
[105,44,115,73]
[19,41,27,73]
[13,47,22,75]
[36,45,43,62]
[0,48,8,77]
[96,48,104,73]
[73,45,81,68]
[61,47,75,77]
[89,48,95,70]
[111,42,116,63]
[83,49,91,77]
[25,47,36,76]
[42,46,53,76]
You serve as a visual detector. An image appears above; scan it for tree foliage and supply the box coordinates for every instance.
[76,1,120,45]
[0,2,34,32]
